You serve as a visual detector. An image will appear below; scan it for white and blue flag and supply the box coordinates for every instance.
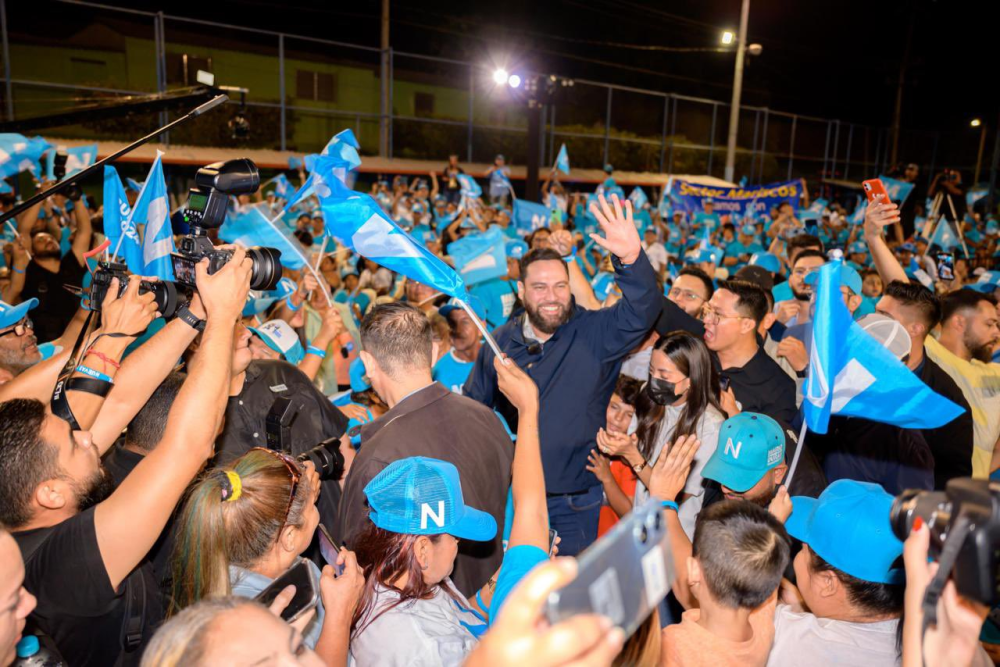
[555,143,570,175]
[628,187,648,210]
[929,218,960,251]
[457,173,482,200]
[220,203,310,271]
[316,156,466,299]
[46,144,98,180]
[806,198,828,215]
[269,173,294,200]
[282,130,361,213]
[512,199,550,235]
[128,152,176,280]
[848,197,866,226]
[0,134,52,178]
[879,175,915,205]
[804,260,964,434]
[447,227,508,286]
[103,166,145,274]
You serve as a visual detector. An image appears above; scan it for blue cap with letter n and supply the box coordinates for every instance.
[785,479,904,584]
[364,457,497,541]
[701,413,785,493]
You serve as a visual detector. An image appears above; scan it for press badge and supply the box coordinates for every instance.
[269,384,288,393]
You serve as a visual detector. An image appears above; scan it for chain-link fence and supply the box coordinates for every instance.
[1,0,985,185]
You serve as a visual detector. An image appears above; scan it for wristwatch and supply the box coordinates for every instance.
[631,458,648,474]
[177,305,206,332]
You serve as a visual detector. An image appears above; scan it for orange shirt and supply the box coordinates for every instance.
[660,595,777,667]
[597,460,638,537]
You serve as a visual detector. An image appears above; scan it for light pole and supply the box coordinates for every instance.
[723,0,751,183]
[972,118,986,186]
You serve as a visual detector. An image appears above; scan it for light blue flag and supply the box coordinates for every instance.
[878,175,915,205]
[804,260,964,434]
[555,143,570,175]
[0,179,11,194]
[316,157,466,299]
[929,218,960,251]
[447,227,508,286]
[220,203,310,270]
[512,199,550,235]
[269,173,294,200]
[128,153,175,280]
[848,197,866,226]
[967,187,988,207]
[282,130,361,213]
[628,187,649,210]
[46,144,98,180]
[457,173,482,199]
[103,166,145,274]
[0,134,53,178]
[806,198,828,215]
[126,177,143,193]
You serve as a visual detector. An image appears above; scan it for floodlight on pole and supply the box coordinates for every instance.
[508,74,521,88]
[721,31,735,45]
[493,69,509,85]
[723,0,751,183]
[971,118,982,128]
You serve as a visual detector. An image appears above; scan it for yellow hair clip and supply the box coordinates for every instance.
[220,470,243,503]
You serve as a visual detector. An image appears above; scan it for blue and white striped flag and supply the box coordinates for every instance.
[316,156,466,299]
[804,260,964,434]
[555,143,570,175]
[879,175,915,205]
[129,152,175,280]
[0,134,52,178]
[447,227,508,286]
[46,144,98,180]
[628,187,649,210]
[269,173,294,200]
[929,218,960,251]
[457,173,482,199]
[220,203,309,271]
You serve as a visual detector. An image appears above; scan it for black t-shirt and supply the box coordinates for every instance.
[442,165,464,192]
[14,509,163,667]
[717,345,798,425]
[217,360,348,542]
[21,254,86,343]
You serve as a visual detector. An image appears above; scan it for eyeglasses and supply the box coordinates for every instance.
[668,287,706,303]
[701,304,747,325]
[250,447,302,528]
[0,317,33,339]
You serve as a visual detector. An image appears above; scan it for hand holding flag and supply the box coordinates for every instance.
[554,143,570,175]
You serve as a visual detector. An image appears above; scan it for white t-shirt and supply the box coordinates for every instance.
[643,241,669,273]
[349,578,484,667]
[633,404,724,537]
[767,603,899,667]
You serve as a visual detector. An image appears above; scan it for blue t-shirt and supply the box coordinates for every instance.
[856,295,878,319]
[693,212,721,230]
[470,278,517,330]
[432,351,475,394]
[489,167,511,195]
[486,545,548,627]
[724,240,765,271]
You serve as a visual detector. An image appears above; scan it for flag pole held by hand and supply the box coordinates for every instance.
[457,298,506,363]
[783,419,808,489]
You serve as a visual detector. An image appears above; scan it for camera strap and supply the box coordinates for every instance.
[921,514,972,632]
[50,310,98,432]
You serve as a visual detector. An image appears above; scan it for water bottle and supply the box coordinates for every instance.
[12,635,65,666]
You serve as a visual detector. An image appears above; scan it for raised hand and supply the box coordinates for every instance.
[595,427,638,459]
[768,485,792,523]
[586,449,614,485]
[549,229,575,258]
[864,193,901,237]
[195,247,252,323]
[648,434,700,502]
[494,355,539,414]
[588,194,641,265]
[99,276,159,337]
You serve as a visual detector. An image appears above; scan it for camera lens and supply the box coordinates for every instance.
[246,246,283,291]
[297,437,345,482]
[144,280,180,319]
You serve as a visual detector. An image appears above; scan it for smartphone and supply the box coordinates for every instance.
[548,528,559,557]
[862,178,891,205]
[544,499,672,639]
[317,524,345,577]
[253,560,320,623]
[935,252,955,281]
[720,375,731,392]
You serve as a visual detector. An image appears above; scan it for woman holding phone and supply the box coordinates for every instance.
[169,448,363,664]
[594,331,725,536]
[350,355,555,665]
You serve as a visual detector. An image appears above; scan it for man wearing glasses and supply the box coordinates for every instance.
[0,298,41,384]
[666,267,714,318]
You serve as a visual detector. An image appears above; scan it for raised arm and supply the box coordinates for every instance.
[298,304,344,382]
[1,241,29,303]
[70,195,93,266]
[89,295,206,453]
[94,249,251,589]
[647,434,701,610]
[863,194,908,286]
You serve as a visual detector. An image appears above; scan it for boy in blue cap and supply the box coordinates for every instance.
[723,224,766,273]
[769,480,906,666]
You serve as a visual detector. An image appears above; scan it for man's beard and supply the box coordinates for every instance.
[73,466,117,512]
[791,285,812,301]
[525,300,570,335]
[0,337,39,375]
[966,333,996,363]
[729,485,777,509]
[34,247,60,260]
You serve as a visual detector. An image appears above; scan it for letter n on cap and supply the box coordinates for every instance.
[421,501,445,529]
[724,437,742,459]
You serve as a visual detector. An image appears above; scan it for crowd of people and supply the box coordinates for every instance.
[0,150,998,667]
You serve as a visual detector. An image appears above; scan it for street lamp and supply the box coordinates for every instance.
[972,118,986,186]
[493,69,509,85]
[508,74,522,89]
[721,31,735,45]
[723,0,752,183]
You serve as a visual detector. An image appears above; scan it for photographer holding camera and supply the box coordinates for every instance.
[929,168,968,224]
[0,248,250,665]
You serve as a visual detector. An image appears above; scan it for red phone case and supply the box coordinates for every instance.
[862,178,891,205]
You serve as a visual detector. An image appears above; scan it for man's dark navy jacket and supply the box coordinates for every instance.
[464,251,661,494]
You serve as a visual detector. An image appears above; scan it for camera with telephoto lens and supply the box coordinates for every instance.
[52,147,82,201]
[89,260,180,318]
[890,478,1000,606]
[297,437,345,482]
[172,158,282,291]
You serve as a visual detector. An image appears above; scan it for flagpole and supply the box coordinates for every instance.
[264,206,334,308]
[783,417,809,490]
[457,298,504,360]
[5,221,31,260]
[111,150,162,262]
